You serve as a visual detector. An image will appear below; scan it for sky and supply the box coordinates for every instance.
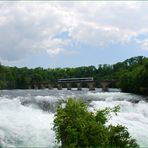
[1,1,148,68]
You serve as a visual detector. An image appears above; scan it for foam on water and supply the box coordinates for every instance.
[0,89,148,147]
[86,91,144,102]
[90,100,148,147]
[0,97,55,147]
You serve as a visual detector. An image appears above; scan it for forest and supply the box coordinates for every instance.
[0,56,148,95]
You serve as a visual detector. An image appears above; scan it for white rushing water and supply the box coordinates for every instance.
[0,97,55,147]
[0,89,148,147]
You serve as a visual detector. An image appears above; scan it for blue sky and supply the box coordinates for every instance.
[1,1,148,68]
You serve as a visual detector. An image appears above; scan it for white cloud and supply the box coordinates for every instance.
[63,50,80,56]
[142,40,148,50]
[40,38,66,56]
[0,1,148,62]
[69,2,146,46]
[137,39,148,51]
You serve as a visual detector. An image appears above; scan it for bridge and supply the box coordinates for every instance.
[57,77,95,91]
[31,78,116,91]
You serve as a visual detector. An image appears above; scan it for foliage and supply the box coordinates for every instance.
[54,98,139,148]
[108,125,139,148]
[118,57,148,95]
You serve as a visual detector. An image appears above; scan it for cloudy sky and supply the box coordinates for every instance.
[0,1,148,68]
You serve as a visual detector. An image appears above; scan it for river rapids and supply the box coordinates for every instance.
[0,89,148,147]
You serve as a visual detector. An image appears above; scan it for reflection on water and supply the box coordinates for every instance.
[0,89,148,147]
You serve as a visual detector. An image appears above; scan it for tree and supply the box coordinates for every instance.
[54,98,139,148]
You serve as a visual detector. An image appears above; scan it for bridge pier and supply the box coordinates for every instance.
[33,84,38,89]
[66,83,71,90]
[77,83,82,91]
[57,84,62,90]
[40,84,45,89]
[100,82,110,92]
[28,86,32,89]
[48,84,52,89]
[88,82,95,91]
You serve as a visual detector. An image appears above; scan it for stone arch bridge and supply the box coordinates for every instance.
[31,77,117,91]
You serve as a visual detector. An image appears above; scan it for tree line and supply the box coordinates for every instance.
[0,56,148,95]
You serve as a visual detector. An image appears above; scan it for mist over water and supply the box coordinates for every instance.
[0,89,148,147]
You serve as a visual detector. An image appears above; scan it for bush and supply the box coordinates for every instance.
[54,98,139,148]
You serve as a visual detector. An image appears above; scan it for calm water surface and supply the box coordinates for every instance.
[0,89,148,147]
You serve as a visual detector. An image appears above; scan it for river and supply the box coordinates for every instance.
[0,89,148,147]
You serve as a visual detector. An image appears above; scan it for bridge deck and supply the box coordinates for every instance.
[58,77,94,83]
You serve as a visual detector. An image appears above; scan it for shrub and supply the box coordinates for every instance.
[54,98,139,148]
